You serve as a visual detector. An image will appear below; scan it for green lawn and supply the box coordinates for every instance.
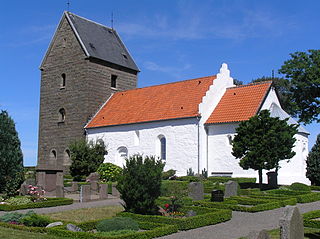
[0,226,71,239]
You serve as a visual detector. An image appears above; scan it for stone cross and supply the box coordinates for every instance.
[188,182,204,201]
[224,180,238,198]
[80,185,91,202]
[279,206,304,239]
[99,184,108,199]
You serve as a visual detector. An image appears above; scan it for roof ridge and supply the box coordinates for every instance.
[227,80,272,89]
[66,11,113,31]
[114,75,216,95]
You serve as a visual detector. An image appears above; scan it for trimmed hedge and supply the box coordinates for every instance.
[160,180,188,197]
[156,196,193,207]
[207,177,256,184]
[0,198,73,211]
[119,206,232,230]
[310,185,320,191]
[304,210,320,229]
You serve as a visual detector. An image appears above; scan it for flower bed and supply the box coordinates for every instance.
[0,197,73,211]
[119,206,232,230]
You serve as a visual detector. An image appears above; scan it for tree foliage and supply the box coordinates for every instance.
[117,154,164,215]
[0,110,24,196]
[306,134,320,185]
[251,76,293,115]
[279,49,320,124]
[69,139,106,181]
[232,110,298,188]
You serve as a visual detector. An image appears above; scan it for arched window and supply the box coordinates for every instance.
[59,108,66,122]
[63,149,71,166]
[49,149,57,161]
[116,146,128,166]
[157,135,166,161]
[61,73,66,88]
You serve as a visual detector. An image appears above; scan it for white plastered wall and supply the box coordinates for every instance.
[207,87,310,185]
[86,118,199,176]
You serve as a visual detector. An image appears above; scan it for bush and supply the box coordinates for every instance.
[176,176,200,182]
[96,217,139,232]
[20,213,51,227]
[161,180,188,197]
[306,134,320,185]
[5,197,32,205]
[162,169,176,180]
[117,154,164,215]
[97,163,122,182]
[69,139,107,181]
[288,182,311,192]
[0,210,35,223]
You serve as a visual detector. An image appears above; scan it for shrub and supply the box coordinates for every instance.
[97,163,122,182]
[96,217,139,232]
[0,210,34,223]
[161,180,188,197]
[186,168,194,176]
[69,139,107,181]
[20,213,51,227]
[117,154,164,215]
[288,182,311,192]
[201,168,208,178]
[306,134,320,185]
[162,169,176,180]
[5,197,32,205]
[176,176,200,182]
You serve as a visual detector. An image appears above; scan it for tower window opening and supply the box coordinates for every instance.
[111,74,117,88]
[61,73,66,88]
[59,108,66,122]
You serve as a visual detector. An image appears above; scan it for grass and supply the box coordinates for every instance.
[0,226,70,239]
[47,205,124,223]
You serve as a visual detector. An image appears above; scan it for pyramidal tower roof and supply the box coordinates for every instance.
[41,11,139,72]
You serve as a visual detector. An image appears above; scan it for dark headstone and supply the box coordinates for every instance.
[99,184,108,199]
[46,222,63,228]
[224,180,238,198]
[279,206,304,239]
[188,182,204,200]
[66,223,83,232]
[248,230,270,239]
[211,190,224,202]
[267,171,278,189]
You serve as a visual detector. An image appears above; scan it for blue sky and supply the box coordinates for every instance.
[0,0,319,166]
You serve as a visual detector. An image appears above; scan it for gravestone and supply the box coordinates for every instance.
[90,181,99,191]
[211,190,224,202]
[71,182,79,192]
[279,206,304,239]
[19,184,29,196]
[66,224,83,232]
[224,180,238,198]
[56,185,64,198]
[99,184,108,199]
[86,172,100,182]
[80,185,91,202]
[188,182,204,201]
[267,171,278,189]
[248,230,270,239]
[112,184,120,197]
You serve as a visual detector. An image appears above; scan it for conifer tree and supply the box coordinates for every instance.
[0,110,24,196]
[232,110,298,189]
[306,134,320,185]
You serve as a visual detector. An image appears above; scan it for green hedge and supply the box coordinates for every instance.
[160,180,188,197]
[310,185,320,191]
[119,206,231,230]
[304,210,320,229]
[0,218,178,239]
[207,177,256,184]
[156,196,193,207]
[0,198,73,211]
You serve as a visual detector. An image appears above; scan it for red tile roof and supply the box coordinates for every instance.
[205,81,272,124]
[86,75,216,128]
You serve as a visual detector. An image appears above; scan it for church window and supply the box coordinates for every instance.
[134,130,140,146]
[61,73,66,88]
[111,74,117,88]
[63,149,71,166]
[62,38,67,48]
[157,135,166,161]
[58,108,66,122]
[116,146,128,166]
[49,149,57,161]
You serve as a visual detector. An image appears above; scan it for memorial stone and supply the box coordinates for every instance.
[99,184,108,199]
[279,206,304,239]
[188,182,204,201]
[248,230,270,239]
[112,184,120,197]
[80,185,91,202]
[224,180,238,198]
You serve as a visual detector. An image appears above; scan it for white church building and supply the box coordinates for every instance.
[85,64,310,185]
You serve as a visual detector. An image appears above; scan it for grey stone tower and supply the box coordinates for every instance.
[36,12,139,192]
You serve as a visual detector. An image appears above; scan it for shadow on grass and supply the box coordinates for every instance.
[304,232,320,239]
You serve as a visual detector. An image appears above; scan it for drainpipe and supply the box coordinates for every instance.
[205,126,209,174]
[197,116,200,175]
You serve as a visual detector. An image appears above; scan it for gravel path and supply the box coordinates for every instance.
[157,201,320,239]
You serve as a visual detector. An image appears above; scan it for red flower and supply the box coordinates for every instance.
[164,203,169,209]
